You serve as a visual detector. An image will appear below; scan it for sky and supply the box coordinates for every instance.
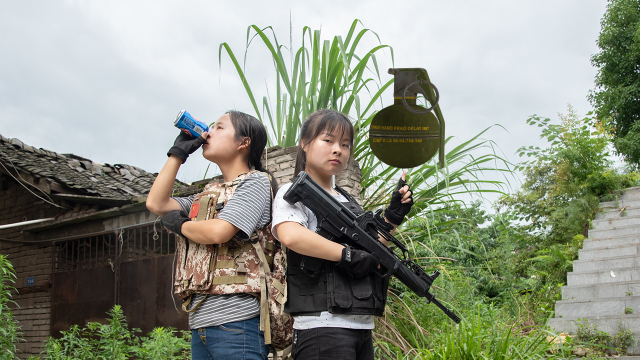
[0,1,609,195]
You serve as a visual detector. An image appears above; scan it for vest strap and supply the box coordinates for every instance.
[196,195,212,221]
[217,246,229,256]
[281,243,288,314]
[236,257,247,274]
[264,241,275,251]
[252,241,272,345]
[213,260,237,269]
[211,275,248,285]
[182,294,208,313]
[272,279,285,294]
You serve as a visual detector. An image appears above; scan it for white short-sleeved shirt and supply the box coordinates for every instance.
[272,182,375,330]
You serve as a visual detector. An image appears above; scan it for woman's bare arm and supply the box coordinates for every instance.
[180,219,240,245]
[275,221,344,262]
[146,155,183,216]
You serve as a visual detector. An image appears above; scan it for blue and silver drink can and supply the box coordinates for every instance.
[174,110,209,138]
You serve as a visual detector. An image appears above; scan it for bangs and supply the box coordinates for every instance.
[308,110,354,144]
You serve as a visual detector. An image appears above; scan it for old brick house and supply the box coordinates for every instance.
[0,135,363,358]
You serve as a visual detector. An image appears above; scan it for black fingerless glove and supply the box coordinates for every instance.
[384,178,414,226]
[161,210,191,237]
[167,132,207,163]
[335,245,380,279]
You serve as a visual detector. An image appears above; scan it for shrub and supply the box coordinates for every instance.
[42,305,190,359]
[574,319,635,355]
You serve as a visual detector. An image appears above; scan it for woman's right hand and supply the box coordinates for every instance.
[335,246,380,279]
[148,132,206,216]
[167,132,208,163]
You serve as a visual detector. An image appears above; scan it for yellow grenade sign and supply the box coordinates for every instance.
[369,68,445,169]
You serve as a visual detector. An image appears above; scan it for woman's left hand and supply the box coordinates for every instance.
[161,210,191,237]
[384,171,414,226]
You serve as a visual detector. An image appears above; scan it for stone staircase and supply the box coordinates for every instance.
[548,186,640,356]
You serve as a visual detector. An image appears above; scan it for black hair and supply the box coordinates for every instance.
[226,110,279,197]
[294,109,355,177]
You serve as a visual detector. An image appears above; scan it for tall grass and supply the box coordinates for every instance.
[375,299,558,360]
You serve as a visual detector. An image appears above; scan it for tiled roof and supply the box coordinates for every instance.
[0,134,183,201]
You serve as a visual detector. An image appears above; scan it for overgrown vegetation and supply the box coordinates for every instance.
[41,305,190,360]
[371,108,639,359]
[0,254,22,360]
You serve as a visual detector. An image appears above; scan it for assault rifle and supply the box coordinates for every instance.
[283,171,461,323]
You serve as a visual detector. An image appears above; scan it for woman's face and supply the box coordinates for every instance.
[201,114,244,163]
[303,129,351,178]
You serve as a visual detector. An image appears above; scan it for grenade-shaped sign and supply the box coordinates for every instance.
[369,68,445,168]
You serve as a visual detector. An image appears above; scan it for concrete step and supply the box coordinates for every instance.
[555,296,640,318]
[574,255,640,272]
[596,205,640,220]
[600,198,640,210]
[548,314,640,355]
[583,233,640,250]
[567,267,640,286]
[579,243,640,260]
[562,281,640,301]
[589,223,640,238]
[618,186,640,200]
[593,214,640,230]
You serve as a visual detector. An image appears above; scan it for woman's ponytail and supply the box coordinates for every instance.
[227,111,280,197]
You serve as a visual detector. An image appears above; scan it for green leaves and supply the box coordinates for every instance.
[43,306,190,360]
[0,255,21,360]
[219,19,393,149]
[589,0,640,168]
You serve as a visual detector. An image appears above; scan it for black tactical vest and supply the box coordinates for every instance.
[284,186,389,317]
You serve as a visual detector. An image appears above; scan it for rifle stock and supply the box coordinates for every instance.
[283,171,461,323]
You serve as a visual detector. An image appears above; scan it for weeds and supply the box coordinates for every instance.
[625,307,634,314]
[571,319,636,356]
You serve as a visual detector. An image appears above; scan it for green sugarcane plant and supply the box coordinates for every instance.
[219,19,392,148]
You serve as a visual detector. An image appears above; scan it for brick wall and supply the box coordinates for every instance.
[0,174,60,357]
[262,145,363,203]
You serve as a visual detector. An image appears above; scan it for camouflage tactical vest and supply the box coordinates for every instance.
[173,170,293,355]
[173,170,277,298]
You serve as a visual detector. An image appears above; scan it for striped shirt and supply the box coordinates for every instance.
[173,172,271,329]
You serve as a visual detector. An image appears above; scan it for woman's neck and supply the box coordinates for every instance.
[219,159,251,183]
[305,168,335,194]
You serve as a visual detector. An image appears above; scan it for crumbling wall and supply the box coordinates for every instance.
[262,145,363,203]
